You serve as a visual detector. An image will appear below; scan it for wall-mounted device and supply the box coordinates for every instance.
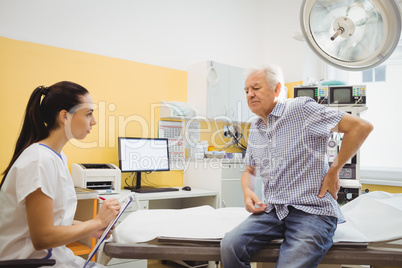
[71,163,121,192]
[329,85,366,106]
[327,135,338,163]
[293,85,329,104]
[339,165,356,180]
[327,133,357,179]
[338,186,359,205]
[294,85,366,107]
[292,88,368,204]
[326,132,360,204]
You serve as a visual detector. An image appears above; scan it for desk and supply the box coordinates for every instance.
[131,188,219,209]
[98,188,219,211]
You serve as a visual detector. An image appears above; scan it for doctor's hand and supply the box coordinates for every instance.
[244,190,267,214]
[91,225,116,240]
[318,167,340,200]
[96,198,121,228]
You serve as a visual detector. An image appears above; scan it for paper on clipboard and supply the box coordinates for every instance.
[83,195,133,268]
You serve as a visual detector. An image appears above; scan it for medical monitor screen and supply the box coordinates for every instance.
[296,89,315,99]
[118,137,170,173]
[332,88,351,103]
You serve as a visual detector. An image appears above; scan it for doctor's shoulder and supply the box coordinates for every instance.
[10,144,60,177]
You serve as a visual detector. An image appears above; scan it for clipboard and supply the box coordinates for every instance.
[83,195,133,268]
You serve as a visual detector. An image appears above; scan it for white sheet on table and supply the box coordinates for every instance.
[333,191,402,242]
[114,206,250,244]
[114,191,402,244]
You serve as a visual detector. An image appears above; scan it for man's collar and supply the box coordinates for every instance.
[271,100,285,117]
[255,100,285,127]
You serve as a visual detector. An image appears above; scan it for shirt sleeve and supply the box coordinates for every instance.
[302,97,346,137]
[15,148,58,206]
[245,123,256,166]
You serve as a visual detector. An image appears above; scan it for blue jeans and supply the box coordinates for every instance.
[220,206,337,268]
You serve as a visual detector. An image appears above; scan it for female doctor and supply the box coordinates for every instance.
[0,81,120,267]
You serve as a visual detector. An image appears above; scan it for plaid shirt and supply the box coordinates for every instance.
[245,97,345,222]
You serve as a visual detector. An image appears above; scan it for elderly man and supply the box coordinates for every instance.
[220,64,373,268]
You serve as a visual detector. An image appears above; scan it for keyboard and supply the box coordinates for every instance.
[125,186,179,193]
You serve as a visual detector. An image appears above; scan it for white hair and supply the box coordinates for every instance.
[245,64,285,92]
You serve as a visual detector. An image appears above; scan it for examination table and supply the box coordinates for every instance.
[103,239,402,267]
[100,191,402,267]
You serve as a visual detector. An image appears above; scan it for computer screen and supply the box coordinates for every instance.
[331,87,352,104]
[296,88,315,99]
[118,137,170,192]
[118,137,170,173]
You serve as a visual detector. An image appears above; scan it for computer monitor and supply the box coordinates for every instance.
[329,85,366,106]
[294,87,316,99]
[118,137,170,192]
[293,86,329,104]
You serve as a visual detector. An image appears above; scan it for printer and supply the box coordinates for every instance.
[71,163,121,192]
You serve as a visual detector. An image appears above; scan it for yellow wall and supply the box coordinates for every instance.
[285,81,303,98]
[0,37,187,187]
[361,184,402,193]
[199,120,247,153]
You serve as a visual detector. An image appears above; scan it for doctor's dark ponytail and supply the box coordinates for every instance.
[1,81,89,189]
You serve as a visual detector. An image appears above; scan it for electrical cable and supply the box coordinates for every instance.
[125,171,177,189]
[233,124,247,148]
[354,96,363,105]
[230,124,247,151]
[234,137,247,151]
[125,172,135,187]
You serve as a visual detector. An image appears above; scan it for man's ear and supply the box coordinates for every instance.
[275,82,282,96]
